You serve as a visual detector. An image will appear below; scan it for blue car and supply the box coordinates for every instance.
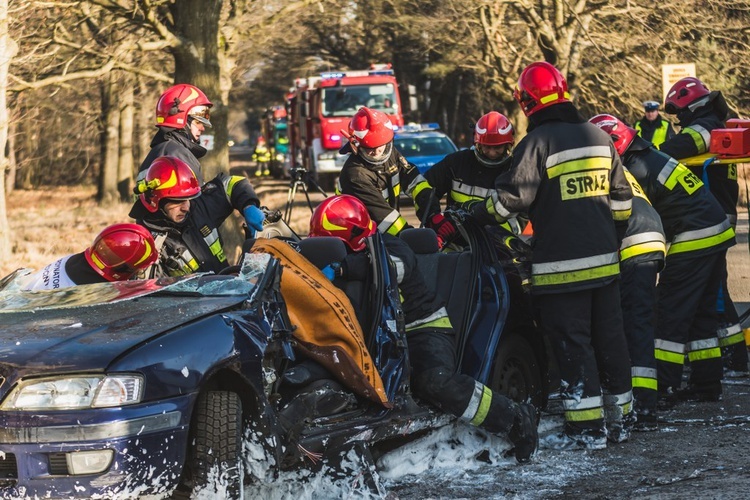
[0,214,546,498]
[395,124,459,174]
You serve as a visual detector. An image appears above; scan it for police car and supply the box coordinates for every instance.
[394,123,458,174]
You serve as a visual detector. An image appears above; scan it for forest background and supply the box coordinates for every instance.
[1,0,749,276]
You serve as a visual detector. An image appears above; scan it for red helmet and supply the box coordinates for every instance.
[84,223,158,281]
[309,195,376,252]
[155,84,213,129]
[664,77,710,115]
[348,107,395,149]
[589,114,637,156]
[513,62,570,117]
[474,112,514,146]
[137,156,201,213]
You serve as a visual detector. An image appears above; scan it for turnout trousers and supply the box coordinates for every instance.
[536,281,633,436]
[407,330,517,434]
[655,252,724,392]
[620,260,660,413]
[718,253,749,372]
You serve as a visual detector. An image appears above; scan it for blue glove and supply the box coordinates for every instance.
[243,205,265,237]
[320,262,341,281]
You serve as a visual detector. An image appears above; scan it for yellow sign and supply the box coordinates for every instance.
[662,63,696,101]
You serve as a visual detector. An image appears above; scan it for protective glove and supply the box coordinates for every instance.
[243,205,266,238]
[427,213,458,242]
[320,263,339,281]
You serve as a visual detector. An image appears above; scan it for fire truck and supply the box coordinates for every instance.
[286,64,405,190]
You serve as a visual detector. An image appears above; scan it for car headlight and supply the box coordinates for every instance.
[1,374,143,410]
[318,152,336,161]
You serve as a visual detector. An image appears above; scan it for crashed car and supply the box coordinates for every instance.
[0,214,546,498]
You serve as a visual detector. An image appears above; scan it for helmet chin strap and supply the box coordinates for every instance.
[473,145,510,168]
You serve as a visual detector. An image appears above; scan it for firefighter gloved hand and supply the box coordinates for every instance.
[243,205,266,237]
[320,262,341,281]
[427,213,457,242]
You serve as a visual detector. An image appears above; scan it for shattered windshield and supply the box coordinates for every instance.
[322,84,398,117]
[0,253,272,313]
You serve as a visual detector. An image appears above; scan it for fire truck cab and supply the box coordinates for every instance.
[287,64,404,190]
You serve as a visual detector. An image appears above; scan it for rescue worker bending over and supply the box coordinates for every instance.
[309,195,539,464]
[660,77,748,377]
[137,84,213,184]
[466,62,634,450]
[408,111,523,245]
[129,156,265,278]
[591,115,736,405]
[22,224,158,291]
[589,115,667,429]
[338,107,420,237]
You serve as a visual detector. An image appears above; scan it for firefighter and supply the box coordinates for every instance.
[129,156,264,278]
[22,224,158,291]
[659,78,748,377]
[252,136,271,177]
[590,114,736,406]
[308,195,539,463]
[465,62,634,450]
[137,84,213,185]
[338,107,420,237]
[407,111,524,243]
[634,101,675,148]
[589,115,667,429]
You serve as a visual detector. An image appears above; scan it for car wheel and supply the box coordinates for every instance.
[182,391,244,499]
[489,333,545,409]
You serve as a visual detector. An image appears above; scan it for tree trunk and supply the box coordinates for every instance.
[97,75,119,204]
[170,0,229,180]
[5,117,15,195]
[136,78,153,173]
[0,0,15,262]
[118,76,135,201]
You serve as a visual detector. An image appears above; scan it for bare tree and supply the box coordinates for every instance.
[0,0,15,261]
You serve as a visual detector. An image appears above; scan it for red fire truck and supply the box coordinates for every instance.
[286,64,405,190]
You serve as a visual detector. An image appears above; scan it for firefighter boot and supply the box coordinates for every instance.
[675,381,722,402]
[506,402,538,464]
[540,428,607,451]
[603,393,633,444]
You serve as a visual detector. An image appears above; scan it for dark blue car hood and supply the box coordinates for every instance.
[0,294,247,376]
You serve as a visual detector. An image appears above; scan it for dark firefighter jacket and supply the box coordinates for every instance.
[338,147,420,236]
[407,148,520,233]
[474,104,633,294]
[659,92,738,226]
[137,128,208,184]
[622,136,735,259]
[129,173,259,277]
[620,169,666,268]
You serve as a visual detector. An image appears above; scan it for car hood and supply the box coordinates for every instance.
[0,294,247,377]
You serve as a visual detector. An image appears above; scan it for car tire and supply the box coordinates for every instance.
[181,391,244,499]
[489,333,545,409]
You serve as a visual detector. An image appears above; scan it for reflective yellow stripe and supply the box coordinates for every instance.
[667,227,735,256]
[687,347,721,362]
[683,126,709,153]
[632,376,658,391]
[655,349,684,364]
[411,179,432,200]
[224,175,245,199]
[405,315,453,332]
[718,324,744,347]
[470,386,493,426]
[539,90,571,104]
[532,262,619,286]
[385,216,408,236]
[620,241,667,261]
[547,156,612,179]
[563,401,603,422]
[450,191,482,203]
